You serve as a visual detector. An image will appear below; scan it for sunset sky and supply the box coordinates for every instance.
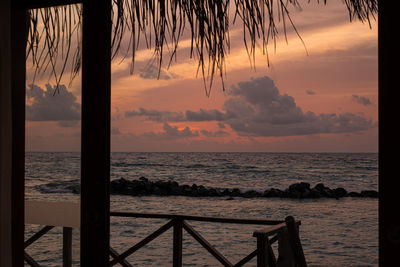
[25,0,378,152]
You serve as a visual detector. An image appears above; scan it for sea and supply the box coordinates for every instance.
[24,152,378,266]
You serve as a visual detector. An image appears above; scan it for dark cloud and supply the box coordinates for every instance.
[222,76,375,137]
[26,84,80,127]
[57,120,80,127]
[139,64,177,80]
[125,108,185,122]
[142,123,199,140]
[200,130,229,137]
[125,76,376,137]
[185,109,228,121]
[217,122,226,129]
[112,127,121,135]
[352,95,372,106]
[306,90,316,95]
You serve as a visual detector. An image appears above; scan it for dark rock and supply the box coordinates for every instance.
[153,186,168,196]
[360,190,378,198]
[108,178,378,200]
[313,183,334,198]
[314,183,327,192]
[66,184,80,194]
[181,185,192,196]
[263,188,283,198]
[289,182,310,191]
[243,190,261,198]
[197,185,208,196]
[333,187,347,198]
[347,192,361,197]
[207,188,221,197]
[222,188,231,196]
[191,184,198,190]
[139,176,148,183]
[288,182,311,198]
[169,184,181,195]
[231,188,241,197]
[309,188,322,198]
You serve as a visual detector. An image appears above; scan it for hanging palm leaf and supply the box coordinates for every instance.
[26,0,377,93]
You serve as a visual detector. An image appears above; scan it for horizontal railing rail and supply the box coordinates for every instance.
[110,211,285,225]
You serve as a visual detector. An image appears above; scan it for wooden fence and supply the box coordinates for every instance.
[24,202,307,267]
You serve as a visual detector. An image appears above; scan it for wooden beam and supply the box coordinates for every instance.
[23,0,82,9]
[109,247,134,267]
[183,221,233,267]
[24,226,54,248]
[80,0,111,266]
[11,3,28,267]
[109,220,175,266]
[24,252,41,267]
[233,249,257,267]
[379,1,400,266]
[0,0,13,265]
[111,212,284,225]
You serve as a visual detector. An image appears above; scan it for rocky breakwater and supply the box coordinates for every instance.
[110,177,378,199]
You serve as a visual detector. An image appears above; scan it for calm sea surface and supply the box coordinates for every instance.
[25,152,378,266]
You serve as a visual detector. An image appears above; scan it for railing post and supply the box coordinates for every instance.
[285,216,307,267]
[256,235,268,267]
[255,232,276,267]
[63,227,72,267]
[173,217,183,267]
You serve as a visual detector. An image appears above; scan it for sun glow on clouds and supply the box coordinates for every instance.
[25,0,378,152]
[110,14,377,103]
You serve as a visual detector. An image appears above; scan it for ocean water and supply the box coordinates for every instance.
[25,152,378,266]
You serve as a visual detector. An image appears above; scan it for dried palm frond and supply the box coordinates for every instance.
[26,0,378,94]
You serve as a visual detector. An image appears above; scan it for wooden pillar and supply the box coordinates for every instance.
[80,0,111,266]
[0,0,13,265]
[11,8,27,267]
[379,1,400,266]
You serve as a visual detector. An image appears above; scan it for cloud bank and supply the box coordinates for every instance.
[352,95,372,106]
[26,84,80,127]
[125,76,376,137]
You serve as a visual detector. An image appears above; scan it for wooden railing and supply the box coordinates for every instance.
[108,212,307,267]
[24,226,73,267]
[24,202,307,267]
[24,201,79,267]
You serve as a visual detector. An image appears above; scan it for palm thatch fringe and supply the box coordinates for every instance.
[26,0,377,93]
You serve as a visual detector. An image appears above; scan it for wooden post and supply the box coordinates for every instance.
[285,216,307,267]
[10,2,28,267]
[256,235,268,267]
[378,1,400,266]
[173,218,183,267]
[0,0,13,265]
[81,0,111,266]
[63,227,73,267]
[276,227,295,267]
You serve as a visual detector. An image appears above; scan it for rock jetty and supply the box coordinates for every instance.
[109,177,378,199]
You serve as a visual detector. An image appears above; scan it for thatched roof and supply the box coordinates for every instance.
[26,0,377,92]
